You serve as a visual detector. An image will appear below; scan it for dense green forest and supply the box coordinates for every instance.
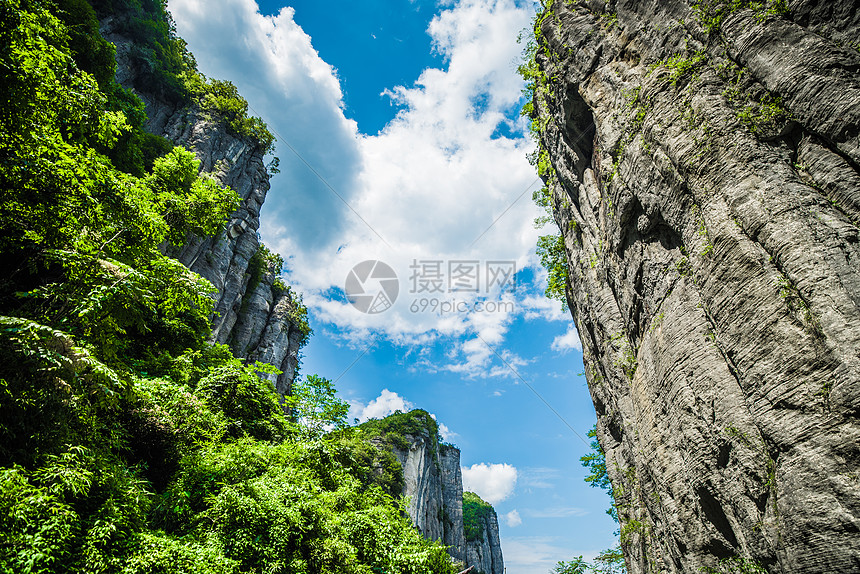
[0,0,459,572]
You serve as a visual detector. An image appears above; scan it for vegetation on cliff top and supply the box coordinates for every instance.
[462,491,494,543]
[0,1,458,572]
[91,0,276,154]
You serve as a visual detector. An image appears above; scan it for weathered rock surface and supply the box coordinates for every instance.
[368,414,502,574]
[464,504,504,574]
[530,1,860,572]
[100,16,304,393]
[390,437,468,564]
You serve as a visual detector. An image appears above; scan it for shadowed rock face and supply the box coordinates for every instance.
[530,1,860,572]
[100,17,304,394]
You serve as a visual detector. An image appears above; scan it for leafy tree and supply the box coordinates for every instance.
[536,233,569,310]
[553,557,589,574]
[551,546,625,574]
[0,2,460,573]
[462,491,493,542]
[288,374,350,434]
[581,425,617,522]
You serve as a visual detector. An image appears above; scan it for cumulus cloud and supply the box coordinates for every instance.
[430,414,459,442]
[504,509,522,527]
[170,0,548,376]
[352,389,414,422]
[551,324,583,353]
[462,462,518,504]
[351,392,458,442]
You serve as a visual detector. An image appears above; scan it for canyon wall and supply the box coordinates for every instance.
[365,412,503,574]
[529,0,860,572]
[101,15,305,394]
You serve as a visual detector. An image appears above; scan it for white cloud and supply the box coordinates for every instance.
[521,467,560,489]
[352,389,414,422]
[551,324,583,353]
[430,414,459,442]
[526,506,589,518]
[502,536,578,574]
[462,462,518,504]
[438,422,458,442]
[169,0,547,377]
[504,509,522,527]
[351,393,458,443]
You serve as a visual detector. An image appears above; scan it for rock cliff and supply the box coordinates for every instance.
[528,1,860,572]
[100,15,305,394]
[463,492,505,574]
[360,411,503,574]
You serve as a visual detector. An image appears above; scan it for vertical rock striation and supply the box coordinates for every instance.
[463,492,505,574]
[100,16,305,394]
[363,412,502,573]
[529,1,860,572]
[389,435,469,564]
[440,445,468,562]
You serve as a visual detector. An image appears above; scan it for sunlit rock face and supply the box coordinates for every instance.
[530,1,860,572]
[101,16,303,395]
[374,419,503,574]
[463,501,504,574]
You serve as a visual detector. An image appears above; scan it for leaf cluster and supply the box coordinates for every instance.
[462,491,493,543]
[0,2,458,573]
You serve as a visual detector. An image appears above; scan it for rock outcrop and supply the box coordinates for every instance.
[363,411,502,574]
[100,16,305,394]
[389,434,468,564]
[463,492,505,574]
[529,1,860,572]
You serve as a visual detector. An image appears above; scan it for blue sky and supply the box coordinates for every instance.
[168,0,619,571]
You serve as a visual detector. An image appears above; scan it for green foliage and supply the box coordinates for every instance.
[581,425,617,522]
[191,79,276,153]
[244,243,282,298]
[94,0,276,154]
[288,374,350,435]
[462,491,493,543]
[536,234,569,310]
[702,556,767,573]
[0,2,457,573]
[148,439,457,574]
[325,429,405,498]
[553,557,589,574]
[552,545,626,574]
[195,361,291,442]
[591,546,626,574]
[692,0,789,34]
[357,409,440,452]
[243,243,311,344]
[649,50,708,87]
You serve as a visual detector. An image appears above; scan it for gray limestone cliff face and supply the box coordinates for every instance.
[464,507,504,574]
[390,438,467,564]
[100,17,303,394]
[531,1,860,573]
